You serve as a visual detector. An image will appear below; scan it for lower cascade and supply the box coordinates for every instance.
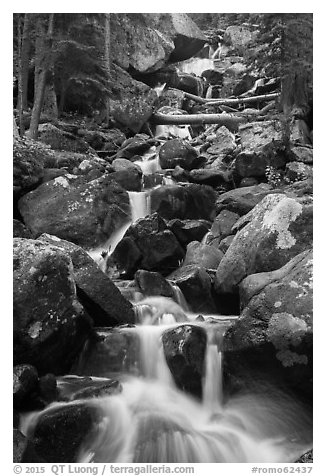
[20,297,312,463]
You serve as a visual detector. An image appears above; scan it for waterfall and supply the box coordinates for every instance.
[21,303,313,463]
[128,191,151,223]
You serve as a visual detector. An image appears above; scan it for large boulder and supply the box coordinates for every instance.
[215,183,275,216]
[39,234,135,327]
[109,65,158,134]
[113,213,184,276]
[224,250,313,399]
[110,14,206,72]
[162,324,207,398]
[168,219,211,247]
[26,402,101,463]
[151,184,217,221]
[205,210,240,247]
[159,139,198,170]
[182,241,224,270]
[224,25,257,53]
[13,238,92,374]
[214,194,313,296]
[18,175,130,249]
[235,121,287,178]
[135,269,175,298]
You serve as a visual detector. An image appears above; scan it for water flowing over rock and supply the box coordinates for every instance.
[214,194,313,296]
[39,234,135,327]
[162,324,207,398]
[18,175,130,249]
[13,238,92,374]
[224,250,313,399]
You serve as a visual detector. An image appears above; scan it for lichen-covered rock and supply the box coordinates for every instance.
[135,269,175,298]
[215,194,313,295]
[206,126,237,158]
[18,175,130,249]
[151,183,217,221]
[182,241,224,270]
[39,234,135,327]
[159,139,198,170]
[162,324,207,398]
[224,250,312,398]
[235,121,286,178]
[224,25,257,53]
[13,238,91,374]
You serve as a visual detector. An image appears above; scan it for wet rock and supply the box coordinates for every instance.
[215,183,274,216]
[18,175,130,249]
[176,73,207,96]
[116,134,157,160]
[28,402,101,462]
[235,121,287,178]
[13,364,39,409]
[114,213,184,276]
[169,265,217,314]
[205,210,240,247]
[38,374,58,405]
[13,238,91,374]
[168,219,211,247]
[75,330,139,377]
[159,139,198,170]
[214,193,313,296]
[109,167,142,192]
[71,380,122,400]
[224,250,313,399]
[39,234,135,327]
[285,162,313,182]
[135,270,175,298]
[38,123,92,153]
[151,184,217,221]
[13,429,28,463]
[162,324,207,398]
[201,69,223,86]
[13,219,33,238]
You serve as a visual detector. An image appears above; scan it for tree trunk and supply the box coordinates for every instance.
[152,112,245,130]
[104,13,111,124]
[28,14,54,140]
[17,13,31,113]
[17,14,25,136]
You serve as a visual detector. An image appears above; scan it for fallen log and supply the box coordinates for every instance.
[152,112,245,129]
[205,92,280,106]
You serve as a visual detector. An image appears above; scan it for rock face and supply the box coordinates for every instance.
[18,175,130,249]
[215,194,313,296]
[224,250,313,398]
[162,324,207,398]
[39,234,135,327]
[13,238,91,374]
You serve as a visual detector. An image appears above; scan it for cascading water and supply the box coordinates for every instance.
[20,296,312,463]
